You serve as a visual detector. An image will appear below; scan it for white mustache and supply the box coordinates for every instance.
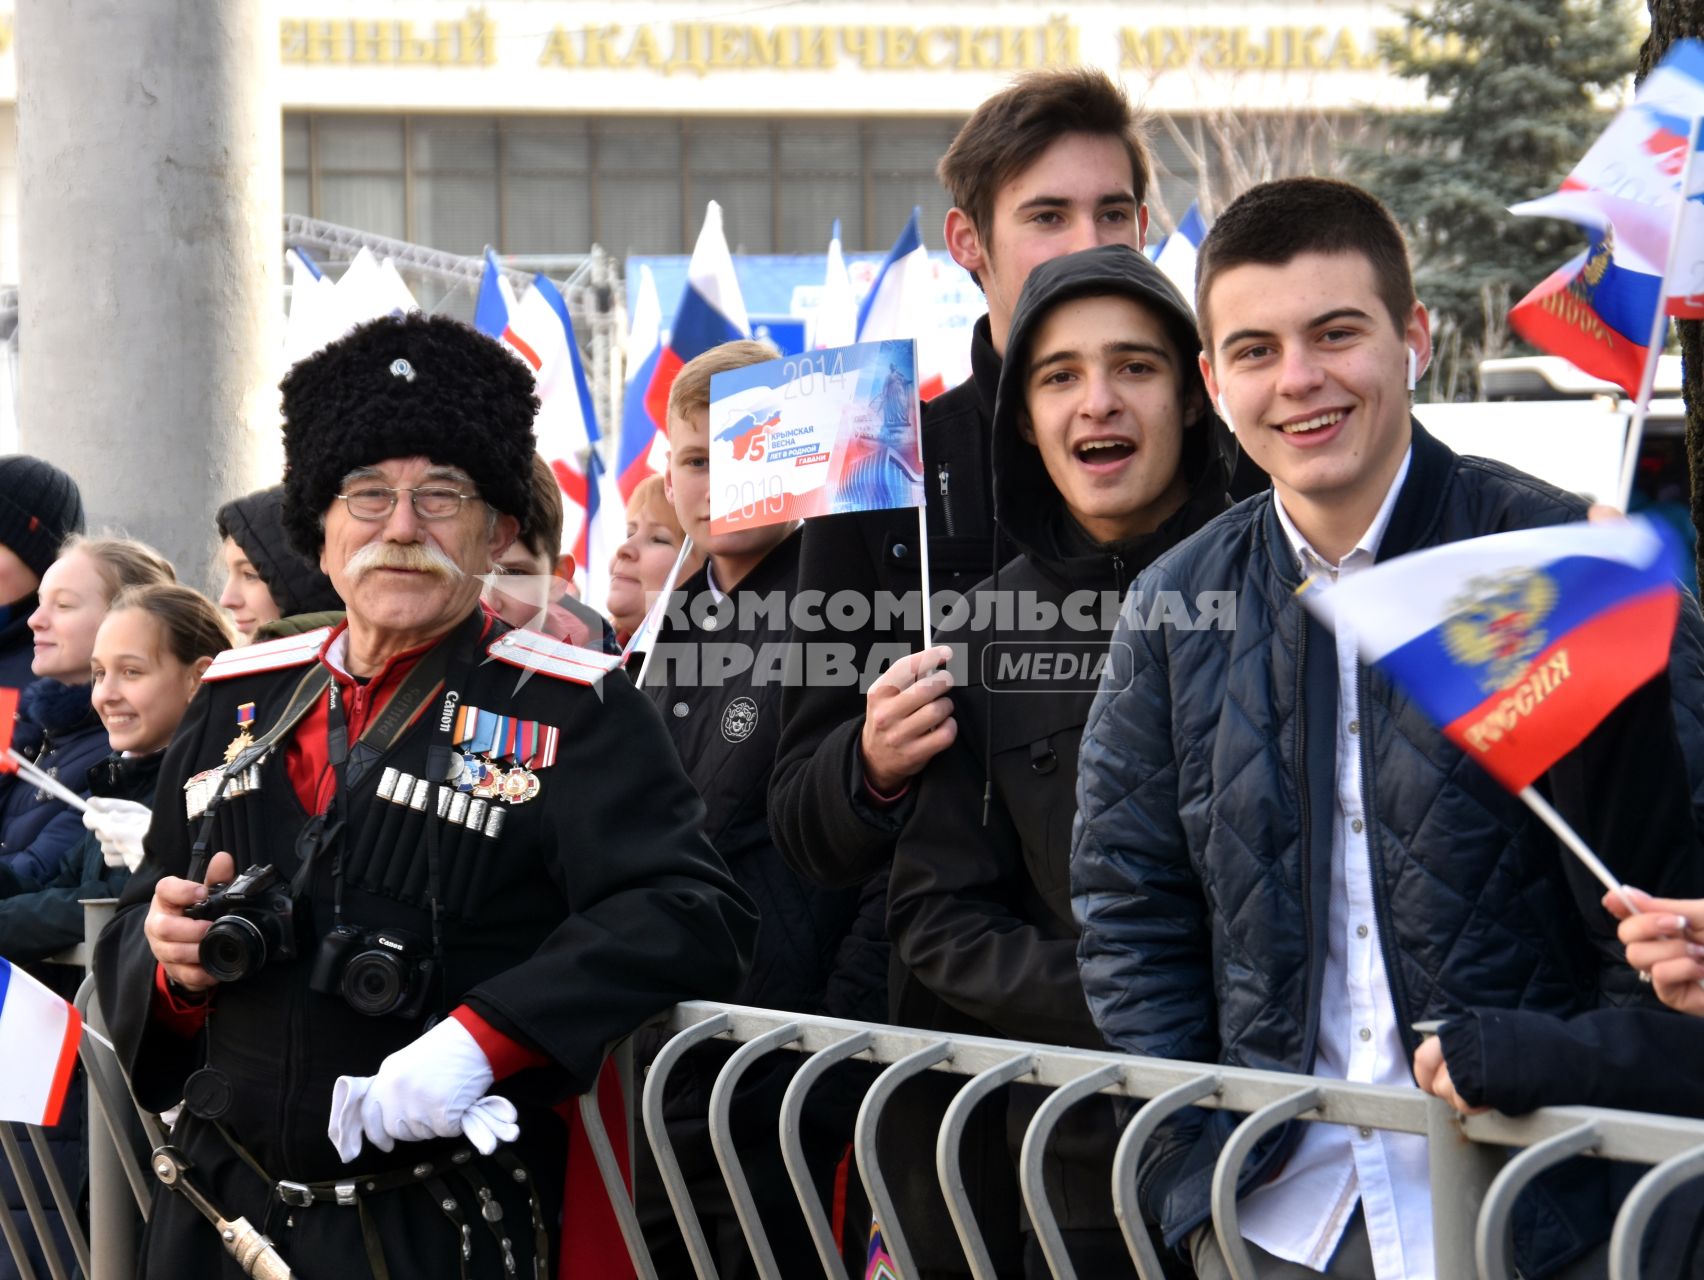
[345,540,464,581]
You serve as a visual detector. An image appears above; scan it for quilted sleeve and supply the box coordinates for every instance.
[1070,569,1216,1064]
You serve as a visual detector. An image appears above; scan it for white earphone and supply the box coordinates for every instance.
[1215,391,1233,432]
[1406,346,1419,392]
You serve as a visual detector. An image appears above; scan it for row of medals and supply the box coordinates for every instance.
[451,750,541,805]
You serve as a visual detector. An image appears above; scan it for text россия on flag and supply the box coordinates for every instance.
[1299,519,1681,792]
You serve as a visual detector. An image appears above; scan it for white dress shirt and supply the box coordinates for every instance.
[1237,448,1435,1280]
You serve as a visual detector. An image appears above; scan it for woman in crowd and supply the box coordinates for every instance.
[216,484,343,642]
[607,474,700,648]
[0,583,233,958]
[0,536,173,889]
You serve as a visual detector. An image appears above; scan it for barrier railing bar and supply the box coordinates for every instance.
[1426,1097,1504,1280]
[23,1125,90,1279]
[576,1089,660,1280]
[1020,1062,1123,1280]
[0,1130,41,1280]
[707,1022,804,1280]
[73,983,154,1219]
[1210,1086,1323,1280]
[0,1127,68,1280]
[778,1030,872,1280]
[1475,1122,1600,1280]
[853,1039,951,1280]
[1608,1142,1704,1280]
[641,1012,732,1280]
[1112,1071,1221,1280]
[936,1053,1036,1280]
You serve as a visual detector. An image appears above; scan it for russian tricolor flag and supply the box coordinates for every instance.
[1509,226,1666,398]
[0,958,81,1126]
[643,201,751,430]
[857,207,948,402]
[617,265,666,501]
[1300,519,1681,792]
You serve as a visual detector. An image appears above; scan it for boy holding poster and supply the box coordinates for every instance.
[641,340,881,1277]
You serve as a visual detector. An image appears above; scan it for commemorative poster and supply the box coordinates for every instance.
[707,338,926,535]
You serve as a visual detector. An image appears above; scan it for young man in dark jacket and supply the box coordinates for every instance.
[1071,178,1704,1280]
[641,340,881,1277]
[768,68,1152,893]
[888,244,1232,1276]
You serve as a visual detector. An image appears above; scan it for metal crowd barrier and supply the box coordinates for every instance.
[19,945,1704,1280]
[578,1000,1704,1280]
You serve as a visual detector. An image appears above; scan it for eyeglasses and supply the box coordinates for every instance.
[335,485,479,522]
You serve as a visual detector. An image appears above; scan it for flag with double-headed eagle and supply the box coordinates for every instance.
[1298,519,1682,791]
[1509,39,1704,393]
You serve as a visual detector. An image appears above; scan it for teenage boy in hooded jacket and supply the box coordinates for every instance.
[888,244,1232,1276]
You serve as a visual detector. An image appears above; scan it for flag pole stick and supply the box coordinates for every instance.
[632,536,694,689]
[917,504,933,653]
[1616,113,1704,511]
[1518,784,1637,912]
[2,749,89,815]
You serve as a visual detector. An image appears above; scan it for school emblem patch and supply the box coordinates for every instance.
[720,696,759,744]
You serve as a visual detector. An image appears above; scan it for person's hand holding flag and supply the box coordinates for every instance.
[1605,888,1704,1015]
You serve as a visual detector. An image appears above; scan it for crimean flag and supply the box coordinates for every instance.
[617,265,667,501]
[1299,518,1681,792]
[0,957,82,1126]
[1508,226,1665,397]
[643,201,751,430]
[864,1223,899,1280]
[857,207,949,402]
[1510,39,1704,325]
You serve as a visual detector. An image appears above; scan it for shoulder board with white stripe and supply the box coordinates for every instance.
[486,629,623,686]
[201,627,332,683]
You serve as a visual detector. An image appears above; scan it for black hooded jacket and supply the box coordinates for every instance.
[888,244,1234,1045]
[216,486,343,619]
[880,247,1232,1242]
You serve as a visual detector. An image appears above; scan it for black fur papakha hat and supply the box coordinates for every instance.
[280,312,539,558]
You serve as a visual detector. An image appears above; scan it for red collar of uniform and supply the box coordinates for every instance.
[314,607,496,732]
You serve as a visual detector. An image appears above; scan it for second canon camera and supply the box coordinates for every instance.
[188,864,436,1019]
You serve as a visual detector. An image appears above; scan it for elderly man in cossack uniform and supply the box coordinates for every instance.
[95,313,758,1279]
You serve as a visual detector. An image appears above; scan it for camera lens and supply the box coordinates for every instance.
[201,916,268,984]
[341,949,408,1017]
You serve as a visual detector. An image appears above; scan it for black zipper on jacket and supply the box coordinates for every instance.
[937,462,956,537]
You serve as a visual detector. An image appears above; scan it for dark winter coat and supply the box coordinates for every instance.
[0,596,36,702]
[888,245,1234,1237]
[0,679,108,887]
[1441,1006,1704,1277]
[0,749,156,960]
[768,317,1001,891]
[642,531,882,1272]
[94,609,757,1279]
[1072,421,1704,1275]
[647,531,878,1024]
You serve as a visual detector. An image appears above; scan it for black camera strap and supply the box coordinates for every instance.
[321,610,487,1008]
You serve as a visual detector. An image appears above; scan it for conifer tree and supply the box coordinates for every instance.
[1355,0,1636,398]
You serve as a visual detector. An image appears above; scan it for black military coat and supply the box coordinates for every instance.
[94,608,757,1279]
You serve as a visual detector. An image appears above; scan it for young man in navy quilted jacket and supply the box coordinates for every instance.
[1070,177,1704,1280]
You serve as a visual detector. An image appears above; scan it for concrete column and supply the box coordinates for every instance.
[16,0,279,585]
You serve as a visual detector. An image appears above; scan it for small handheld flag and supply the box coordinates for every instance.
[1299,519,1680,792]
[0,958,82,1126]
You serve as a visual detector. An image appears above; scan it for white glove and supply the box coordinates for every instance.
[327,1018,520,1163]
[82,796,153,872]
